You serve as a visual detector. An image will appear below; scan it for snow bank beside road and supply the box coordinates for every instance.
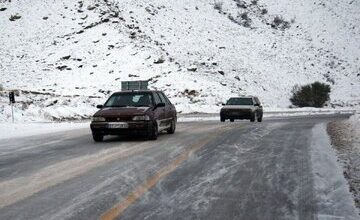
[178,108,356,122]
[310,123,359,219]
[0,109,355,140]
[265,108,356,118]
[327,114,360,211]
[0,122,89,140]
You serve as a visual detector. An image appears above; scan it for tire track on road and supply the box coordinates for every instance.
[0,122,228,209]
[100,124,234,220]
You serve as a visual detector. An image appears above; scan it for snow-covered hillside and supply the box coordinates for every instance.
[0,0,359,121]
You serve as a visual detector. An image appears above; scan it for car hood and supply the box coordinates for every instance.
[93,107,151,117]
[221,105,255,110]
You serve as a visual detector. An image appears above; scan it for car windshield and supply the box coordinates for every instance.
[104,92,153,107]
[226,98,253,105]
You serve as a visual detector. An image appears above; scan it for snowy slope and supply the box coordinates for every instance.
[0,0,359,121]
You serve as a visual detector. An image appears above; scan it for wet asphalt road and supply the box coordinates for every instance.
[0,115,353,220]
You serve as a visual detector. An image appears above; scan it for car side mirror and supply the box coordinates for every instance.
[96,105,104,109]
[222,103,226,106]
[153,103,165,110]
[156,103,165,108]
[254,103,260,106]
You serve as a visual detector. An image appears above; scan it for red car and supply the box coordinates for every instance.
[90,90,177,142]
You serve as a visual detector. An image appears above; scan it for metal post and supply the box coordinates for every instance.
[11,103,14,123]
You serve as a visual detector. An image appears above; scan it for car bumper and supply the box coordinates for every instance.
[90,121,152,136]
[221,110,253,119]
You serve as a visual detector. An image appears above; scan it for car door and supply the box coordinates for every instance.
[153,92,167,129]
[162,92,177,121]
[157,92,168,118]
[159,92,175,125]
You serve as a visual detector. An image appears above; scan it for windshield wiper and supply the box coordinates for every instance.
[107,105,128,107]
[134,105,151,107]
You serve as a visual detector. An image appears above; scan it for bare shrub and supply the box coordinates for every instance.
[214,1,223,11]
[271,15,291,30]
[234,0,247,8]
[228,12,252,28]
[240,12,248,20]
[239,12,251,27]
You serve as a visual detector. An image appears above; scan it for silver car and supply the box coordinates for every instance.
[220,96,263,122]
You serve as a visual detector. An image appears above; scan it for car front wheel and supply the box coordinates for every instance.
[92,134,104,142]
[250,112,256,122]
[148,122,158,140]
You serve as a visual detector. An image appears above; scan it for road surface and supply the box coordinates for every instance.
[0,115,357,219]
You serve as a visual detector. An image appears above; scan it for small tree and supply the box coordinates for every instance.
[290,81,331,108]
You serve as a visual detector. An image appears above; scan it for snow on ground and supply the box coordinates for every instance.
[0,109,354,140]
[0,0,359,122]
[178,108,356,122]
[0,122,89,140]
[327,113,360,212]
[310,123,359,219]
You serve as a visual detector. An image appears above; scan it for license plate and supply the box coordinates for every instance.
[108,123,128,129]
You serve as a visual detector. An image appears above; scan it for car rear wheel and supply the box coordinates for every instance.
[230,119,234,122]
[220,117,225,122]
[148,122,158,140]
[167,119,176,134]
[92,134,104,142]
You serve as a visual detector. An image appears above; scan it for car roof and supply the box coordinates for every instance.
[111,90,161,95]
[229,96,256,99]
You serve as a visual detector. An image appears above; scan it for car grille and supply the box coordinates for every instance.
[105,116,133,122]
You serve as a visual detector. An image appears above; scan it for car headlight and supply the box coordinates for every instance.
[92,117,106,122]
[132,115,150,121]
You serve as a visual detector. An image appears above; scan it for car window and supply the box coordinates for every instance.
[226,98,253,105]
[104,93,153,107]
[254,97,261,105]
[153,92,161,105]
[162,93,172,105]
[157,92,167,104]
